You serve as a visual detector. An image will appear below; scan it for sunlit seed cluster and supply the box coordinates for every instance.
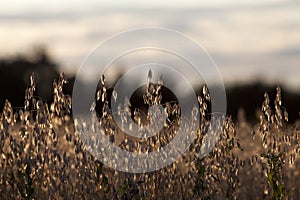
[0,73,299,199]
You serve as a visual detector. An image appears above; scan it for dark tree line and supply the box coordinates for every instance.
[0,49,299,123]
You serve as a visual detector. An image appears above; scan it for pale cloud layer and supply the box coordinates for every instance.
[0,1,299,89]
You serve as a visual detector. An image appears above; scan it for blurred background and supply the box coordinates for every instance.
[0,0,299,122]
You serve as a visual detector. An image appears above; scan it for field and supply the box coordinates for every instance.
[0,73,299,199]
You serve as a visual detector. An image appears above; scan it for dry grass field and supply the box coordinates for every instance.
[0,73,299,199]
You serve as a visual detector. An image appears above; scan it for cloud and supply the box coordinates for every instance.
[0,1,299,89]
[271,47,300,57]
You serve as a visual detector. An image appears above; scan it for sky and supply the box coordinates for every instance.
[0,0,299,90]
